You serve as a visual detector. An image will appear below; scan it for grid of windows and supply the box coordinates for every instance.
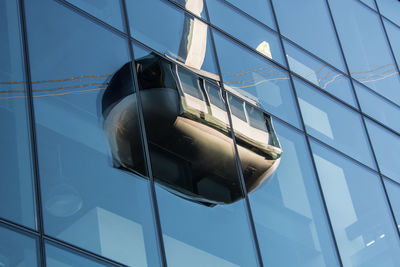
[1,0,400,266]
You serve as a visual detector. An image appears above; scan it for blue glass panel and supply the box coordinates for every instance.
[250,121,340,267]
[207,0,284,65]
[126,0,218,75]
[383,19,400,67]
[312,141,400,267]
[213,31,302,129]
[0,0,36,228]
[0,225,38,266]
[354,82,400,134]
[156,184,259,267]
[272,0,346,71]
[359,0,376,10]
[328,0,400,105]
[384,178,400,230]
[366,119,400,183]
[46,242,111,267]
[284,40,357,107]
[65,0,124,31]
[170,0,207,19]
[24,0,161,266]
[376,0,400,27]
[223,0,275,29]
[294,77,375,168]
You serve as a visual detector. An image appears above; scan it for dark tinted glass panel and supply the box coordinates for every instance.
[383,19,400,67]
[207,0,285,65]
[328,0,400,105]
[229,94,246,122]
[224,0,275,29]
[376,0,400,27]
[65,0,124,30]
[127,0,218,75]
[170,0,207,19]
[365,119,400,183]
[250,121,339,267]
[312,141,400,267]
[294,77,375,168]
[25,1,161,266]
[354,82,400,134]
[205,81,225,110]
[284,40,357,107]
[135,46,259,267]
[272,0,346,71]
[384,178,400,230]
[178,67,205,100]
[46,242,111,267]
[0,0,36,228]
[213,31,302,129]
[245,104,267,131]
[0,225,38,267]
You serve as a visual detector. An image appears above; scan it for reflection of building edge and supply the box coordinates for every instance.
[103,53,282,205]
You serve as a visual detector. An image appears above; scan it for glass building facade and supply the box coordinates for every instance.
[1,0,400,266]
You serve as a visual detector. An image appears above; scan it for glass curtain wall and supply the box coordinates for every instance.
[1,0,400,266]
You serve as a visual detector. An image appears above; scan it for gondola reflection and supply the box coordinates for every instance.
[102,53,282,205]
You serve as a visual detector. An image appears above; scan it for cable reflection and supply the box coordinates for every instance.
[0,62,398,102]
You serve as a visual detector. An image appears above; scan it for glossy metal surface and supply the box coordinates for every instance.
[103,53,282,205]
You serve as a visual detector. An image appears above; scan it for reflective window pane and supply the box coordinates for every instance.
[0,225,38,267]
[376,0,400,27]
[383,19,400,67]
[170,0,207,19]
[250,121,340,267]
[46,242,111,267]
[354,82,400,134]
[328,0,400,105]
[366,119,400,183]
[65,0,124,31]
[135,45,259,267]
[207,0,285,65]
[312,141,400,267]
[156,185,258,267]
[0,0,36,228]
[294,77,375,168]
[359,0,376,10]
[136,46,243,205]
[25,1,161,266]
[224,0,275,29]
[127,0,218,75]
[228,94,283,194]
[213,31,302,129]
[284,40,357,107]
[272,0,346,71]
[384,178,400,231]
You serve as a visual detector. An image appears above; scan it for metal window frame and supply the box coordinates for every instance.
[3,0,399,266]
